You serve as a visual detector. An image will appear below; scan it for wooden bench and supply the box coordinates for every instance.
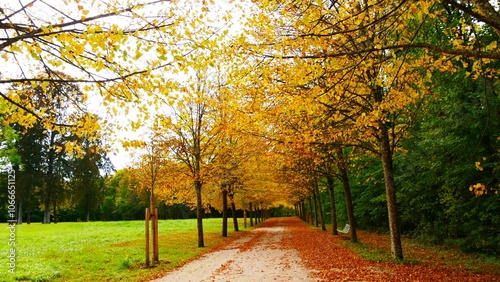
[337,223,350,234]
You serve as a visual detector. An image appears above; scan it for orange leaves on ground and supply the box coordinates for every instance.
[280,217,499,282]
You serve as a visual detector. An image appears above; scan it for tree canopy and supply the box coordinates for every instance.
[1,0,499,258]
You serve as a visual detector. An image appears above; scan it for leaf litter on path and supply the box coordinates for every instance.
[152,217,499,282]
[152,217,317,282]
[283,218,499,282]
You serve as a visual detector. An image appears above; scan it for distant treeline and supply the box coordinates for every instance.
[0,167,196,223]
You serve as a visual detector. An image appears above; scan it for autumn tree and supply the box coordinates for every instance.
[162,64,228,247]
[216,143,243,236]
[148,2,265,245]
[0,0,182,133]
[129,124,176,263]
[213,132,282,233]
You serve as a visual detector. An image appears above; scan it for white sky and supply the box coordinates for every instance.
[100,0,251,171]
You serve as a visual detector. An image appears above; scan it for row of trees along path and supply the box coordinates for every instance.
[2,0,499,266]
[153,217,499,282]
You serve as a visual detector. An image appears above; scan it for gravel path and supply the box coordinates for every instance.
[152,218,318,282]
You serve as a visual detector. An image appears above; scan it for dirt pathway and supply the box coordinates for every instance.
[152,218,318,282]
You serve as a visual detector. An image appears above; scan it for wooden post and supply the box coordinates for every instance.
[145,208,150,267]
[153,208,159,263]
[150,188,160,264]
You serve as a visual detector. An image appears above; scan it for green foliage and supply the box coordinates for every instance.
[349,156,388,232]
[331,184,348,226]
[395,69,500,254]
[68,137,113,221]
[318,185,333,224]
[101,169,149,221]
[270,205,295,217]
[0,123,21,167]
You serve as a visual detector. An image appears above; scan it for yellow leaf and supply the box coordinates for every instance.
[486,41,497,50]
[475,161,483,171]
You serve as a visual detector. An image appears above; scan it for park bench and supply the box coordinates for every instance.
[337,223,350,234]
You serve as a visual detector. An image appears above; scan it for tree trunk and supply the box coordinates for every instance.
[314,181,326,231]
[257,206,261,223]
[26,198,31,224]
[340,169,357,243]
[311,195,317,226]
[17,200,22,225]
[306,197,313,224]
[337,148,357,243]
[312,194,319,227]
[43,181,51,223]
[300,201,305,221]
[53,200,57,223]
[43,199,50,224]
[243,209,247,228]
[379,123,403,259]
[85,196,90,222]
[259,206,263,224]
[44,133,56,224]
[255,206,259,224]
[194,180,204,247]
[229,193,239,231]
[326,175,338,235]
[249,202,253,226]
[222,188,228,237]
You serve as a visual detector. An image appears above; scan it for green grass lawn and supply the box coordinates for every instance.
[1,218,250,282]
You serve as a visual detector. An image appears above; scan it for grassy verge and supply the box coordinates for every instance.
[339,229,500,276]
[1,218,252,282]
